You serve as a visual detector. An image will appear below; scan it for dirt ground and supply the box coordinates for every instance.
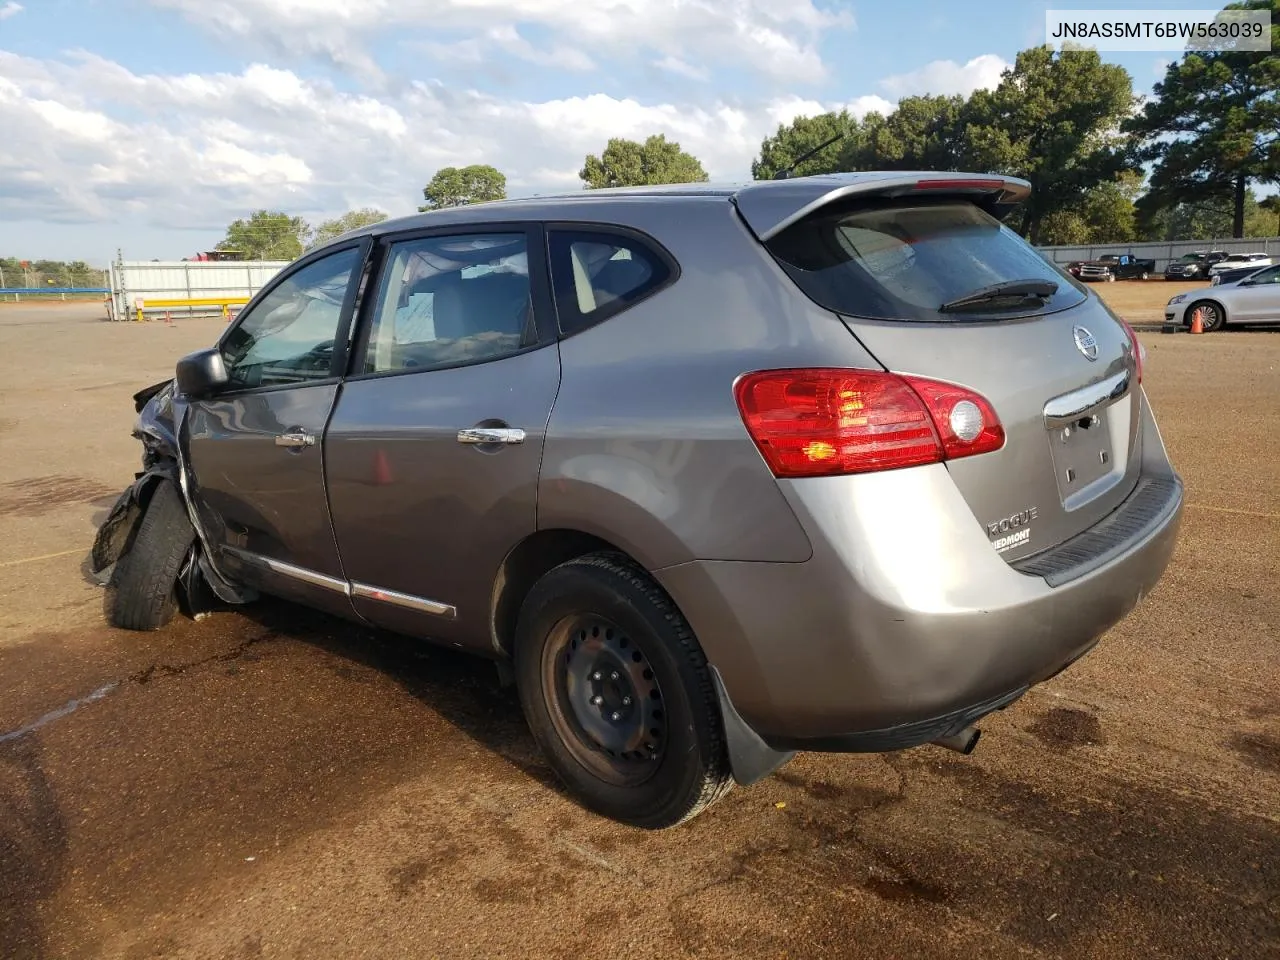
[0,296,1276,960]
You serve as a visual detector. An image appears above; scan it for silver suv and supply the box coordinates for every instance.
[95,172,1183,828]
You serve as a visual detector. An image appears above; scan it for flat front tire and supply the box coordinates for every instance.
[514,552,732,829]
[105,480,196,631]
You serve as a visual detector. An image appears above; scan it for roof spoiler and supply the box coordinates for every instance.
[732,172,1032,242]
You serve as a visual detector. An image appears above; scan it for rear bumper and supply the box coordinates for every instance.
[656,396,1182,750]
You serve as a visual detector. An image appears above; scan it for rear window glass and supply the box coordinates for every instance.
[766,201,1087,322]
[548,229,674,336]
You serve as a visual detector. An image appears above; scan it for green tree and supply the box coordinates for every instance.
[855,95,969,171]
[308,208,389,249]
[580,135,708,189]
[752,111,857,180]
[748,50,1137,242]
[217,210,308,261]
[1125,0,1280,238]
[1259,195,1280,236]
[419,165,507,210]
[961,47,1136,242]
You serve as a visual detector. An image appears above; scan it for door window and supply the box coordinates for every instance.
[362,233,533,374]
[1245,265,1280,284]
[548,230,673,335]
[220,247,360,389]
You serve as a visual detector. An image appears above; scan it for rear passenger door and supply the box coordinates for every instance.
[324,225,561,651]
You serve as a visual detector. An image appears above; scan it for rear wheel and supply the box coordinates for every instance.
[514,553,732,828]
[105,481,195,630]
[1187,299,1226,332]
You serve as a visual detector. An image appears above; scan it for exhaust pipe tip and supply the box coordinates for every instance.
[932,725,981,755]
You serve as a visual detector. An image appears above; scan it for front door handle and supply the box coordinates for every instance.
[457,427,525,445]
[275,431,317,448]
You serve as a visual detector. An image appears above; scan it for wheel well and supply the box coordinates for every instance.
[490,529,633,658]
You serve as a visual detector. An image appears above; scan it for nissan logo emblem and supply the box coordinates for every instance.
[1073,325,1099,361]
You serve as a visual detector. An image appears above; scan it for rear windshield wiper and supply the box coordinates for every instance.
[939,279,1059,313]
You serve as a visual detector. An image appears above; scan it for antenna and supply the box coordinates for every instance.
[772,131,849,180]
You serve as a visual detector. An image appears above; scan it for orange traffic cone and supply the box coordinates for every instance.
[372,449,393,485]
[1189,307,1204,335]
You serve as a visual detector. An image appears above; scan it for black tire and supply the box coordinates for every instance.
[1186,299,1226,332]
[514,552,732,829]
[105,480,196,630]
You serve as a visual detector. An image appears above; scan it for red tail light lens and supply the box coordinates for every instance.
[734,368,1004,478]
[1118,318,1144,383]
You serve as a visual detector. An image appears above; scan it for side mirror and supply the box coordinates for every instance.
[1240,279,1256,286]
[176,348,230,399]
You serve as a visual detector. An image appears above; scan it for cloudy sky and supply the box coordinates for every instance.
[0,0,1192,262]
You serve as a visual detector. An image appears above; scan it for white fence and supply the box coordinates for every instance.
[1037,236,1280,273]
[106,253,289,321]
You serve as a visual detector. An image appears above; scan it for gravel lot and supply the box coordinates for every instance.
[0,296,1276,960]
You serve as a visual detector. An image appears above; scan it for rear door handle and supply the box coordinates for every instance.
[456,427,525,445]
[275,431,317,447]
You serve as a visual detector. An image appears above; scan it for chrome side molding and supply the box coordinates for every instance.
[1043,370,1130,428]
[223,548,457,618]
[225,548,351,594]
[351,583,457,619]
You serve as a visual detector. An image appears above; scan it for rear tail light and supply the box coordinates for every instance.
[734,368,1005,479]
[1118,318,1145,383]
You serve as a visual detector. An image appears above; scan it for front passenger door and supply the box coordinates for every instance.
[324,227,561,650]
[184,242,367,616]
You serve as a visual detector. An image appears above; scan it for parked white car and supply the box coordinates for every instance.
[1166,263,1280,331]
[1207,252,1273,277]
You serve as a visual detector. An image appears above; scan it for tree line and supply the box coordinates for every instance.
[0,257,105,288]
[219,0,1277,257]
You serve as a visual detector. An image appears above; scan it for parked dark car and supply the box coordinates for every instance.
[1164,251,1227,280]
[1064,260,1085,278]
[1077,254,1157,282]
[92,172,1182,828]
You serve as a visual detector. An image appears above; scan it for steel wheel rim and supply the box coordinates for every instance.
[541,614,667,787]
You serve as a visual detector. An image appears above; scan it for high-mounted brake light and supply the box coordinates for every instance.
[913,178,1007,192]
[1118,318,1145,383]
[734,369,1005,479]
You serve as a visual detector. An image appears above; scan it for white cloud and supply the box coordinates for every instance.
[0,2,23,20]
[653,56,709,82]
[147,0,851,84]
[878,54,1009,99]
[0,50,887,233]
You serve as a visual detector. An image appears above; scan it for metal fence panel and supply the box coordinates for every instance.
[1037,237,1279,272]
[107,256,290,321]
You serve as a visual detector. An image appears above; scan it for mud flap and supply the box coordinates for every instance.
[711,666,795,786]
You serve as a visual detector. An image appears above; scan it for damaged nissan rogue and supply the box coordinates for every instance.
[93,172,1183,828]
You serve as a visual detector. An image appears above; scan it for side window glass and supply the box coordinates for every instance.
[548,230,673,336]
[220,248,359,390]
[1254,265,1280,284]
[363,233,533,374]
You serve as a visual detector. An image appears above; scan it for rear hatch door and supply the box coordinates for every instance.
[737,177,1143,562]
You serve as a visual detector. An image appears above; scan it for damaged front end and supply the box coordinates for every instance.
[91,378,255,618]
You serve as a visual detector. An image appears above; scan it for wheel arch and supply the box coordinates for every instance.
[489,528,794,787]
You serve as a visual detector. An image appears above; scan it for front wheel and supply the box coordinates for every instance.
[1186,299,1226,332]
[105,480,195,630]
[514,553,732,829]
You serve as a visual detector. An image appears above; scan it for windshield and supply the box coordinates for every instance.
[766,200,1087,322]
[1179,254,1204,262]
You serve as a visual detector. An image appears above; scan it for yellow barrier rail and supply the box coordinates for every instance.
[135,296,251,322]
